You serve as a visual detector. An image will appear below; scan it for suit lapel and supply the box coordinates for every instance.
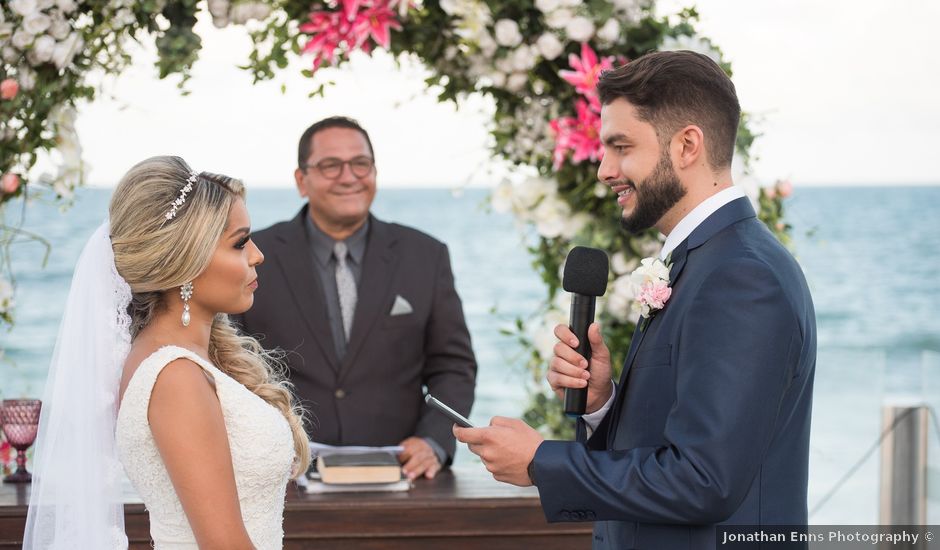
[338,217,399,383]
[605,197,756,442]
[273,208,341,371]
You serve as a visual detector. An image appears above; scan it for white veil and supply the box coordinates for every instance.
[22,221,132,549]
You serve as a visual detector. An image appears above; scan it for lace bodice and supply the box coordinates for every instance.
[115,345,295,549]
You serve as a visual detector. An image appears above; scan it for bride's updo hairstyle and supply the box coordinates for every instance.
[109,155,310,474]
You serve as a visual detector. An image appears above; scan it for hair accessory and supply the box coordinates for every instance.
[164,172,199,221]
[180,282,193,327]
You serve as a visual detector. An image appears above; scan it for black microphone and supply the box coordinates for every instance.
[561,246,609,417]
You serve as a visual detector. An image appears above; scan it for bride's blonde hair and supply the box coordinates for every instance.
[109,155,310,475]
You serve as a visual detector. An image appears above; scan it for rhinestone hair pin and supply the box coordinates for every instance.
[164,172,199,222]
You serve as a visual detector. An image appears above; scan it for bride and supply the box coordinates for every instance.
[22,156,310,549]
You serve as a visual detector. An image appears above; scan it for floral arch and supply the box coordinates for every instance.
[0,0,791,437]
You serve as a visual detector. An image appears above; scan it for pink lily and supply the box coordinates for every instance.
[550,99,604,169]
[558,43,615,108]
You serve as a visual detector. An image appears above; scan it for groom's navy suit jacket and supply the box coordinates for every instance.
[533,197,816,550]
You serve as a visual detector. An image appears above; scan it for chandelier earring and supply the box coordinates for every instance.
[180,282,194,327]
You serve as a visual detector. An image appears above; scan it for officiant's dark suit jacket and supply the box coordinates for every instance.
[233,206,477,463]
[532,197,816,549]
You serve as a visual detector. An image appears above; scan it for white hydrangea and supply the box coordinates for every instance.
[534,194,572,238]
[494,19,523,47]
[534,0,561,14]
[536,32,563,60]
[491,180,514,213]
[660,34,722,64]
[544,8,572,30]
[510,44,538,72]
[565,16,594,42]
[1,47,19,64]
[18,66,37,90]
[630,257,670,288]
[506,72,528,92]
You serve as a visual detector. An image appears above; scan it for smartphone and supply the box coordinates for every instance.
[425,394,475,428]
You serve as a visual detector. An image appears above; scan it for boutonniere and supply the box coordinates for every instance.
[630,256,673,331]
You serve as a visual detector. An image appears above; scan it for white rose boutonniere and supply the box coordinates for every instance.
[630,256,672,330]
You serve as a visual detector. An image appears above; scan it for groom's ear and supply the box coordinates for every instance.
[673,124,706,170]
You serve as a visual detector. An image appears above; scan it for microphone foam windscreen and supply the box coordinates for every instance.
[562,246,609,296]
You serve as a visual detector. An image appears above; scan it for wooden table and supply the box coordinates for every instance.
[0,466,592,549]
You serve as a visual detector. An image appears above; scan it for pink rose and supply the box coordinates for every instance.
[1,173,21,194]
[639,281,672,310]
[764,186,776,199]
[776,179,793,198]
[0,79,18,100]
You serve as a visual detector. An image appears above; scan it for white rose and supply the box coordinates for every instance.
[52,32,82,69]
[477,31,497,57]
[596,19,619,44]
[561,0,582,6]
[534,195,571,238]
[2,46,20,64]
[37,0,55,9]
[535,32,563,60]
[56,0,78,13]
[511,176,549,211]
[31,35,56,64]
[510,45,537,71]
[544,8,572,30]
[486,70,506,88]
[23,12,51,38]
[49,17,71,40]
[18,67,37,90]
[231,2,271,23]
[493,19,522,47]
[9,0,38,17]
[611,251,639,275]
[560,212,590,239]
[495,55,513,73]
[506,72,528,92]
[565,16,594,42]
[12,29,34,50]
[534,0,560,14]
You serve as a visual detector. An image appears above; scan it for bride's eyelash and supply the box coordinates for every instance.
[235,235,251,249]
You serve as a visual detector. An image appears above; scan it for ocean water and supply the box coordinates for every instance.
[2,185,939,523]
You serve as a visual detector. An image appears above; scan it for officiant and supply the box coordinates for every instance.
[233,116,477,480]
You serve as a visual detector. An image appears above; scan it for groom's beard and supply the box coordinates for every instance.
[620,151,687,234]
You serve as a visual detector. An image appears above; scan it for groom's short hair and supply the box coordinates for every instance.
[297,116,375,170]
[597,50,740,169]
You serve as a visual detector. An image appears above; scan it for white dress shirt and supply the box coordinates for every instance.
[581,185,747,432]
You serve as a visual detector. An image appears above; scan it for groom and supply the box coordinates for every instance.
[454,51,816,549]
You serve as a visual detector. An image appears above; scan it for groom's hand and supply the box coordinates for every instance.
[547,322,613,414]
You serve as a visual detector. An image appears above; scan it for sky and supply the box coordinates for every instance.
[73,0,940,188]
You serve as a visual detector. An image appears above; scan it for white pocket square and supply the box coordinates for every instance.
[390,295,413,316]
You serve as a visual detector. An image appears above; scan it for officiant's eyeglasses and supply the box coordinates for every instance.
[304,156,375,179]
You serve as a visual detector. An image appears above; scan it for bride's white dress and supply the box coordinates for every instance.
[115,345,295,549]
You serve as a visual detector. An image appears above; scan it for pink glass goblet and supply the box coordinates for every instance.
[1,399,42,483]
